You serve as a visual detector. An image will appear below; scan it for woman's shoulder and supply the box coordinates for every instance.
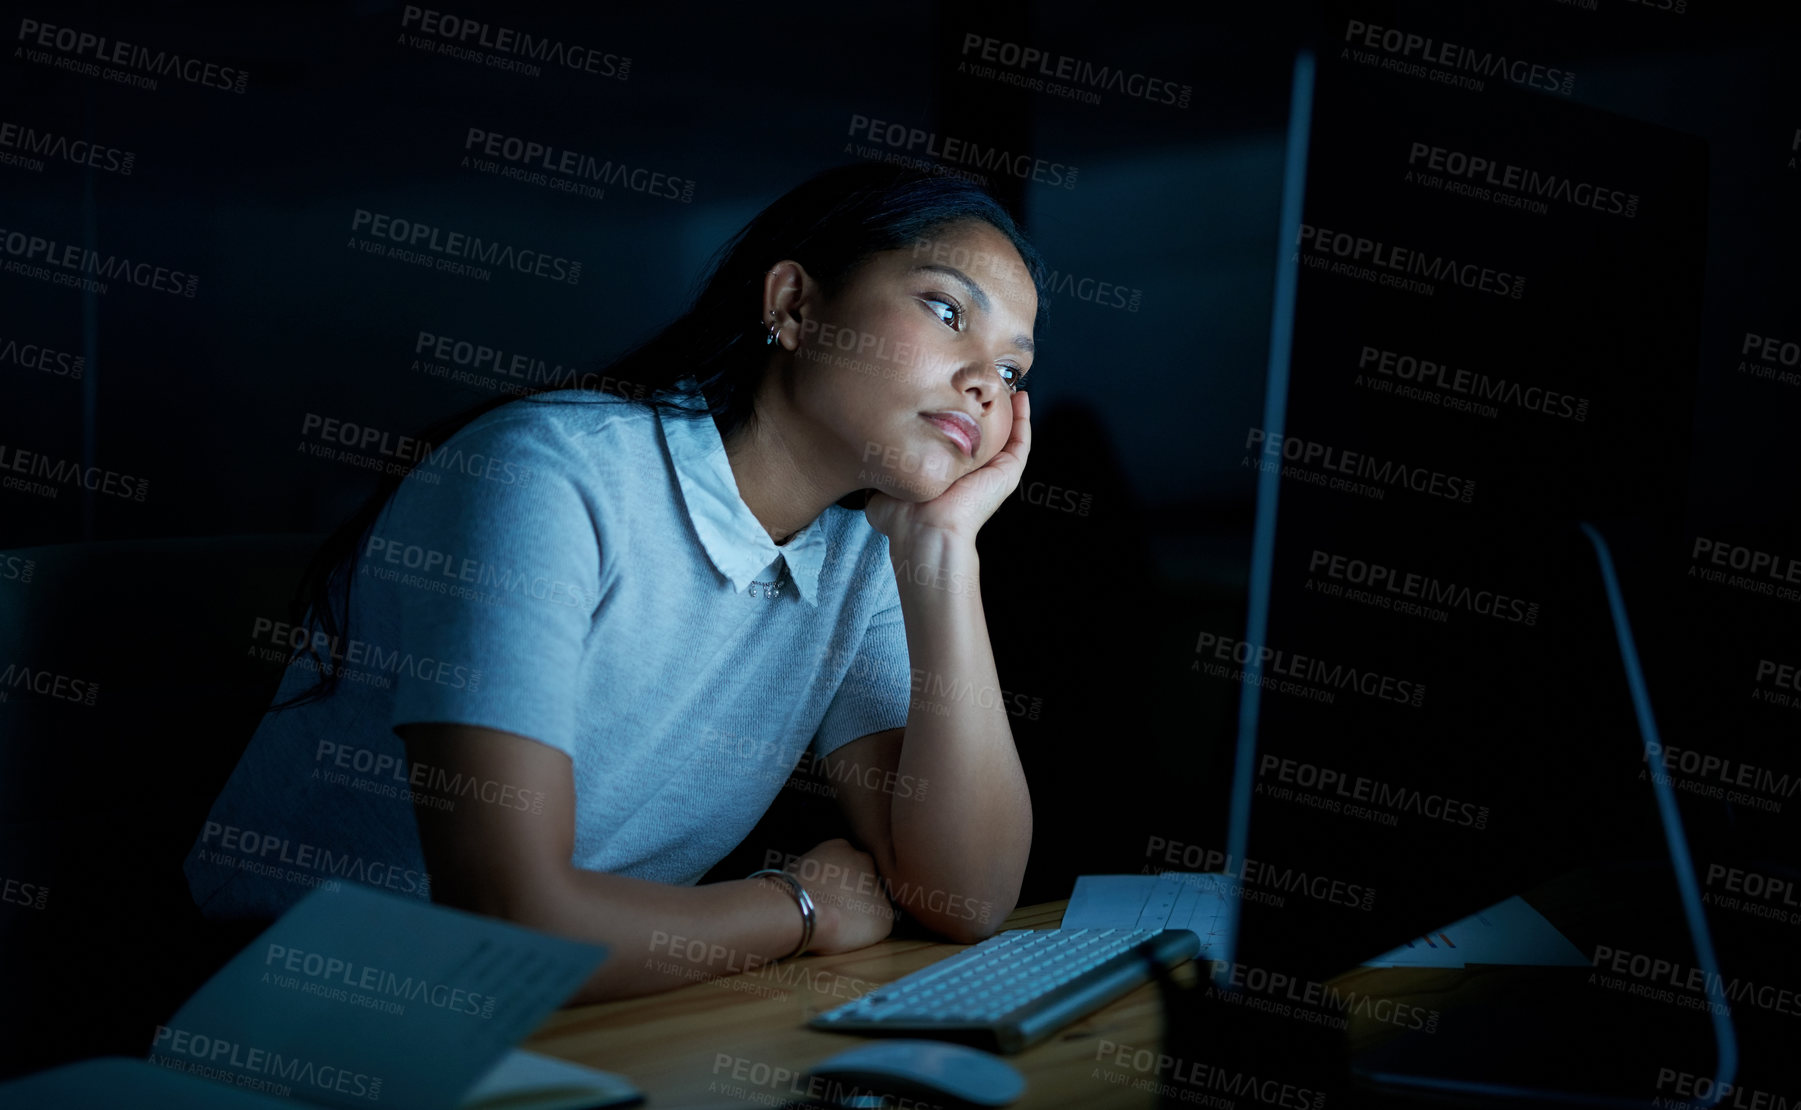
[466,388,659,435]
[441,390,666,475]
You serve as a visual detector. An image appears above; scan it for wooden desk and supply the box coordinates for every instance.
[524,899,1192,1109]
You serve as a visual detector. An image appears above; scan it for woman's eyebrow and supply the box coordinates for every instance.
[910,263,1035,355]
[911,263,990,312]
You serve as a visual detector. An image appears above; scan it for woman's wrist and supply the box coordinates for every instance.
[728,874,801,964]
[888,525,978,567]
[745,869,821,958]
[784,870,841,954]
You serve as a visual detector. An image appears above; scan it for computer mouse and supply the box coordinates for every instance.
[804,1039,1025,1108]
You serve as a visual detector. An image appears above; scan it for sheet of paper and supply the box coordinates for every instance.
[460,1049,642,1109]
[1062,872,1234,954]
[152,883,610,1110]
[1361,894,1589,968]
[0,1057,294,1109]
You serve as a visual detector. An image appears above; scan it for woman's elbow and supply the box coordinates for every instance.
[916,892,1018,946]
[934,918,999,946]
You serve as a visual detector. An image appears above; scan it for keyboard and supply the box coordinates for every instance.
[809,928,1201,1054]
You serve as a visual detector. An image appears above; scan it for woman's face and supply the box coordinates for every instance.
[779,220,1038,502]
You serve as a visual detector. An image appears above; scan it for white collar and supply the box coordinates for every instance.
[656,391,828,607]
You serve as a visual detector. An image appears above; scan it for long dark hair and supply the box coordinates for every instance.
[276,162,1050,708]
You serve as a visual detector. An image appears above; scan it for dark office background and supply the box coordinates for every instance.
[2,0,1799,1095]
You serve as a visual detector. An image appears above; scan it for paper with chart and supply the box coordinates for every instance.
[153,883,614,1109]
[1361,894,1589,968]
[1061,872,1235,954]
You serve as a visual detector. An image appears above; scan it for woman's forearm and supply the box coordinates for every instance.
[471,867,822,1004]
[402,723,835,1005]
[885,529,1034,942]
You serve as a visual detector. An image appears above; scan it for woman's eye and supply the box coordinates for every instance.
[924,296,962,329]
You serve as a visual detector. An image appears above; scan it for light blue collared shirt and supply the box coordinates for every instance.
[185,388,911,920]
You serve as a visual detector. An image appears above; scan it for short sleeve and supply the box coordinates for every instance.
[368,411,603,759]
[811,569,912,759]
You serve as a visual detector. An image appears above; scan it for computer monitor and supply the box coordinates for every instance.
[1161,23,1736,1105]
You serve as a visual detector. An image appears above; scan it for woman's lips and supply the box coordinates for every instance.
[922,412,979,457]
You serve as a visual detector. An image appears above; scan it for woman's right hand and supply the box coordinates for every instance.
[788,837,895,954]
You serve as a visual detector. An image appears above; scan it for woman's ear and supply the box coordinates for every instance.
[765,259,821,331]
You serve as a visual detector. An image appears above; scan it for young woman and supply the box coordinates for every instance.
[185,164,1045,1002]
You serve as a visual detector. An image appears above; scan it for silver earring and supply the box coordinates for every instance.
[766,309,779,347]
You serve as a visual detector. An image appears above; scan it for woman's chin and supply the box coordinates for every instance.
[876,475,954,503]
